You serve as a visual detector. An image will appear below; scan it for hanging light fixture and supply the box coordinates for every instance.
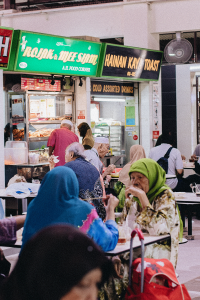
[61,75,66,87]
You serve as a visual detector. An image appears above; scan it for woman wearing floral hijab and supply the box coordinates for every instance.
[125,158,180,268]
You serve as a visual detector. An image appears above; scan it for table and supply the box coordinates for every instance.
[175,192,200,240]
[0,189,37,215]
[183,162,195,169]
[105,234,170,256]
[166,174,176,179]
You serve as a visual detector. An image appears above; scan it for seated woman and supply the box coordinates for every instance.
[0,224,113,300]
[100,159,181,300]
[125,158,180,268]
[77,122,94,150]
[21,167,119,252]
[114,145,146,211]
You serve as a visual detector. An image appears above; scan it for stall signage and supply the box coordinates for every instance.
[21,76,61,91]
[0,27,14,69]
[91,80,134,96]
[14,31,102,76]
[100,44,163,81]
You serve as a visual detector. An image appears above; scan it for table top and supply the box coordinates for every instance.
[105,234,170,256]
[16,162,49,167]
[175,192,200,203]
[166,174,176,179]
[183,162,195,169]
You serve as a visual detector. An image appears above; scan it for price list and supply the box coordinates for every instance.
[21,77,61,91]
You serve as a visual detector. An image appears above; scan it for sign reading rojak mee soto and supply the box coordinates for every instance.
[14,31,102,76]
[100,44,163,81]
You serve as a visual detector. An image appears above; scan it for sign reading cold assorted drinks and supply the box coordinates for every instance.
[14,31,102,76]
[100,44,163,81]
[91,80,134,96]
[0,27,14,69]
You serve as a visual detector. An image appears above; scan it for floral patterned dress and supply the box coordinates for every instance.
[99,189,180,300]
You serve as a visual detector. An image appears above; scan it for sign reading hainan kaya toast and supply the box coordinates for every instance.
[99,44,163,81]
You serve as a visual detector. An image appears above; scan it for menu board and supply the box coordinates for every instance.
[21,77,61,91]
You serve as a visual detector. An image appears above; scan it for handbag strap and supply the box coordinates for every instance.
[164,147,173,159]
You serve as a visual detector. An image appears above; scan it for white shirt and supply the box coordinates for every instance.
[149,143,183,189]
[84,148,103,174]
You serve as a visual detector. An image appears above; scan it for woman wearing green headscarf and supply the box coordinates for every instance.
[125,158,180,269]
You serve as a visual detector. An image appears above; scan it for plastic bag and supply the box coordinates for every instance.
[6,182,40,198]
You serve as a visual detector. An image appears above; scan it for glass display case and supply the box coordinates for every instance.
[93,124,124,156]
[27,92,73,150]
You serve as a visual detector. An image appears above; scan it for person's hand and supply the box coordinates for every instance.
[181,155,186,160]
[125,186,150,209]
[48,156,55,170]
[106,175,111,183]
[191,155,198,161]
[106,164,116,174]
[112,256,123,278]
[105,194,119,210]
[125,186,146,199]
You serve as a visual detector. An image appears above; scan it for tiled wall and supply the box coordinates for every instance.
[161,65,177,147]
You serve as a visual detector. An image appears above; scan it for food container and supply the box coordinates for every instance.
[28,153,40,164]
[4,141,28,165]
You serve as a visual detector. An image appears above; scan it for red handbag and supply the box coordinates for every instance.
[125,229,191,300]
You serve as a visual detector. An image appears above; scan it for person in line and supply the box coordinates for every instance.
[114,145,146,211]
[49,142,106,220]
[0,224,113,300]
[21,167,119,252]
[149,130,191,192]
[77,122,94,150]
[47,119,79,167]
[84,136,115,179]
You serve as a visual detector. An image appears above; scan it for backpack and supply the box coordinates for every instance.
[157,147,173,173]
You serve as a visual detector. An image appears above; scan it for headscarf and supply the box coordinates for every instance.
[22,167,94,248]
[119,145,146,187]
[129,158,169,203]
[1,225,113,300]
[78,122,94,149]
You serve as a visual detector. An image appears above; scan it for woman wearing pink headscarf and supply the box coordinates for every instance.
[114,145,146,211]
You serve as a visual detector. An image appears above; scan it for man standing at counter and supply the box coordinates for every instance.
[84,136,115,178]
[47,120,79,167]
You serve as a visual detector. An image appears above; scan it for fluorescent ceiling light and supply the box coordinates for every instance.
[93,98,125,102]
[190,65,200,71]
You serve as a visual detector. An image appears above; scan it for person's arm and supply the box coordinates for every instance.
[49,146,54,156]
[87,195,119,252]
[102,164,116,179]
[14,215,26,230]
[125,186,150,209]
[105,194,119,221]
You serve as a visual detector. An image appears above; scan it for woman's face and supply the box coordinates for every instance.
[60,268,102,300]
[130,172,149,193]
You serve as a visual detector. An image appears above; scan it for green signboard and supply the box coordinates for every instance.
[13,31,102,76]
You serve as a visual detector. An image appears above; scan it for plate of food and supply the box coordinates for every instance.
[174,192,186,199]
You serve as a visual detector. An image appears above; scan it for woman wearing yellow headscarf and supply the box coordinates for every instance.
[125,158,180,268]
